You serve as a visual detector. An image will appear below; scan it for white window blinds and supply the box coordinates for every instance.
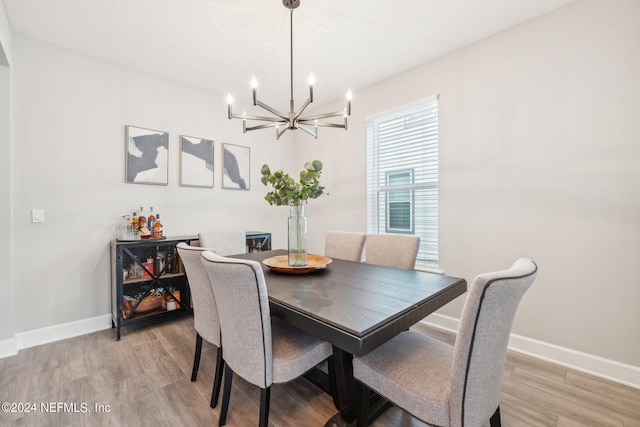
[366,97,439,266]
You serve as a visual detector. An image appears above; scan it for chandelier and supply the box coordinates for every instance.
[226,0,352,140]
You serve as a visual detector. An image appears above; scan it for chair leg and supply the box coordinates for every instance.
[490,406,502,427]
[259,387,271,427]
[191,333,203,381]
[218,365,234,426]
[210,347,224,408]
[356,381,370,427]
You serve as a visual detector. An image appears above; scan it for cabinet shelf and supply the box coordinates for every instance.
[123,272,185,285]
[125,306,181,320]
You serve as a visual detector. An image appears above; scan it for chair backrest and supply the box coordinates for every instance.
[176,242,221,347]
[325,231,366,262]
[364,234,420,270]
[200,251,274,389]
[198,231,246,256]
[450,258,537,427]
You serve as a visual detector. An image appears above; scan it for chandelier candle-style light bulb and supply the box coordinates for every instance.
[225,0,352,140]
[308,73,315,102]
[251,75,258,105]
[226,93,234,119]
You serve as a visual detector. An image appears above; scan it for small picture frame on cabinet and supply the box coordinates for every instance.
[179,135,214,188]
[125,125,169,185]
[222,143,250,190]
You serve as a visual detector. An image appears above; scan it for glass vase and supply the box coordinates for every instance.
[288,204,308,266]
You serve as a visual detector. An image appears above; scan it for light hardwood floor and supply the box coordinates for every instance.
[0,317,638,427]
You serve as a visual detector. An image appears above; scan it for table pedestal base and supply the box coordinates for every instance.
[324,412,355,427]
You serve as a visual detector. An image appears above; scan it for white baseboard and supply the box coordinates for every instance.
[0,314,112,359]
[421,313,640,390]
[0,336,18,358]
[16,314,112,350]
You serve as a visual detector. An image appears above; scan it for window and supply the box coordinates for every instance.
[386,170,413,233]
[366,97,439,265]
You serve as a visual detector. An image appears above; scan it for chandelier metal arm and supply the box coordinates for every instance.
[297,124,317,138]
[255,100,289,121]
[276,125,289,139]
[299,121,346,129]
[298,122,347,130]
[230,112,284,122]
[298,110,346,121]
[293,98,313,121]
[246,122,284,132]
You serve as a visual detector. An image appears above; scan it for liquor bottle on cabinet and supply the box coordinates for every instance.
[147,207,156,230]
[153,214,163,238]
[137,207,147,231]
[138,207,153,239]
[131,211,139,234]
[166,247,174,274]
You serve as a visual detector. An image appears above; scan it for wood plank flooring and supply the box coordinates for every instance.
[0,318,638,426]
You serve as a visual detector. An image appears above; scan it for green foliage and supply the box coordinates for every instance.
[260,160,326,206]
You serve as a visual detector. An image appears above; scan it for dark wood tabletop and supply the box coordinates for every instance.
[239,249,466,356]
[235,249,467,424]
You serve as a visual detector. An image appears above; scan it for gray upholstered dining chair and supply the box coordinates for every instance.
[198,230,246,256]
[364,234,420,270]
[353,258,538,427]
[325,231,367,262]
[200,251,333,427]
[176,242,224,409]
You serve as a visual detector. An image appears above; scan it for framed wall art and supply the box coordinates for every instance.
[179,135,214,188]
[222,143,250,190]
[125,125,169,185]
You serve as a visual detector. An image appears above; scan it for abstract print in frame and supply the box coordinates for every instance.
[179,135,214,188]
[222,143,250,190]
[125,125,169,185]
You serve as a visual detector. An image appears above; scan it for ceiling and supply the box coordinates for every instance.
[3,0,574,109]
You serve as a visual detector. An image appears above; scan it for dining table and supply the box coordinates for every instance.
[234,249,467,426]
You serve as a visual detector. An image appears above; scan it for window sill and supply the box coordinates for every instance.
[415,264,444,275]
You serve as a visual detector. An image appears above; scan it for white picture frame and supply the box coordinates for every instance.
[125,125,169,185]
[179,135,214,188]
[222,143,250,190]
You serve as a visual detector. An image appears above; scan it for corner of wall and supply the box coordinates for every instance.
[0,0,13,66]
[0,336,17,358]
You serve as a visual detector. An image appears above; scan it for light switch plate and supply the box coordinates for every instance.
[32,209,45,223]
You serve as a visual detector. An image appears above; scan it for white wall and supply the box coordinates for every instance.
[303,0,640,369]
[9,35,293,338]
[0,0,14,346]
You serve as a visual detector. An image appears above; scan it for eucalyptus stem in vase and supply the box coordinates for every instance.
[260,160,326,266]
